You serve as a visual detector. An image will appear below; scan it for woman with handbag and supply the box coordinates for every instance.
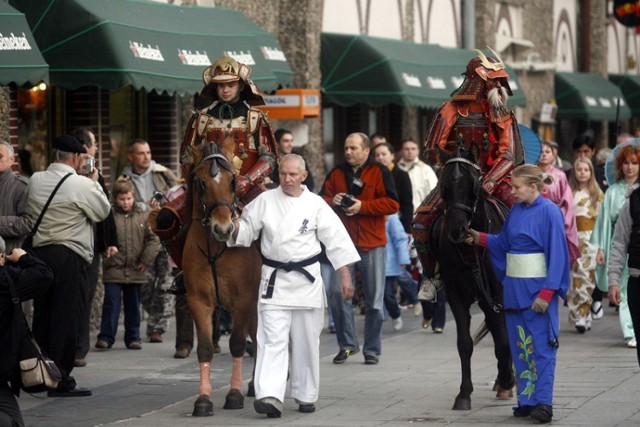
[0,238,53,427]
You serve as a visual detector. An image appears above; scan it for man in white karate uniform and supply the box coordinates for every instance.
[230,154,360,418]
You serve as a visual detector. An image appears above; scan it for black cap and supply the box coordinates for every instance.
[52,135,87,154]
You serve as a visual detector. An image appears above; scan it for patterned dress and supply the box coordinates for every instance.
[567,189,603,324]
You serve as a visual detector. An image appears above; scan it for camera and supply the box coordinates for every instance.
[83,157,95,174]
[152,191,165,202]
[351,178,365,196]
[340,195,356,210]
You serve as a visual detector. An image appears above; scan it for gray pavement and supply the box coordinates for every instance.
[19,302,640,426]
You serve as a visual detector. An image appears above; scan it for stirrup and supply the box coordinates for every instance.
[418,277,442,302]
[164,271,186,296]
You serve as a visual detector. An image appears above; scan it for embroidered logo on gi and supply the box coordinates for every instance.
[298,219,309,234]
[516,325,537,398]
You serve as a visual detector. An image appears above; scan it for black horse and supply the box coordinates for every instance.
[431,149,515,410]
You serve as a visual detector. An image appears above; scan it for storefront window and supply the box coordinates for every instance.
[15,84,49,176]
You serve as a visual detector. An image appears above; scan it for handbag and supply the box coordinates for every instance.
[23,173,73,250]
[4,269,62,392]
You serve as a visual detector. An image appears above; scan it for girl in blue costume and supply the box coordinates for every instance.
[466,164,570,424]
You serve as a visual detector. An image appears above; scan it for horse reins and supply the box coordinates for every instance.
[193,144,238,306]
[443,157,501,312]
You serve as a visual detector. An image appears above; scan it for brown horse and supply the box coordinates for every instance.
[183,136,262,417]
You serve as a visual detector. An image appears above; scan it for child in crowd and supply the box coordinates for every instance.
[567,158,604,333]
[384,213,418,331]
[95,178,161,350]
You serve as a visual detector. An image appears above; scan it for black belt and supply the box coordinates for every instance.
[261,254,320,299]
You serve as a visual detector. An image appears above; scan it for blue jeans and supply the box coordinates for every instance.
[397,269,419,305]
[320,262,335,328]
[384,276,401,319]
[329,246,386,357]
[98,283,142,346]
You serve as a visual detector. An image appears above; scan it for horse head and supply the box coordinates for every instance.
[439,148,482,243]
[190,137,238,242]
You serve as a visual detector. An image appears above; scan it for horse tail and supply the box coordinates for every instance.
[472,321,490,346]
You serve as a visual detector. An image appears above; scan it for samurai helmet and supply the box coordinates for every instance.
[452,47,513,101]
[200,55,265,106]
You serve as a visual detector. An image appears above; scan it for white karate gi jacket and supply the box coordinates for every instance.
[229,186,360,309]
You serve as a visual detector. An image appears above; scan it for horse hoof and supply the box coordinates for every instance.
[223,388,244,409]
[452,397,471,410]
[495,385,513,399]
[246,380,255,397]
[192,394,214,417]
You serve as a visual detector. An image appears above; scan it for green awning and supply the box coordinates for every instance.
[555,72,631,121]
[12,0,294,94]
[609,74,640,116]
[321,33,526,109]
[0,2,48,87]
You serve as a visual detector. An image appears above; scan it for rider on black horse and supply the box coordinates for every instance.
[412,48,525,301]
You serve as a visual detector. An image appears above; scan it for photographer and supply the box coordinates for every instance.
[320,132,399,365]
[71,127,118,368]
[0,241,53,426]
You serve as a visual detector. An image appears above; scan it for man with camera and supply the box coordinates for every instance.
[320,132,399,365]
[119,139,178,343]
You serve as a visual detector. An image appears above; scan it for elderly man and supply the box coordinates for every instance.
[29,135,110,397]
[0,141,32,253]
[230,154,359,418]
[320,132,399,365]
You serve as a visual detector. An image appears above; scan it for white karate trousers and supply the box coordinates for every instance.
[254,307,324,404]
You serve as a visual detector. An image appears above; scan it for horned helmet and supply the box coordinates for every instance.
[200,55,265,106]
[452,47,513,102]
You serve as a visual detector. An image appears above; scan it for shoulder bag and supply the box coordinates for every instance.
[22,173,73,250]
[4,270,62,393]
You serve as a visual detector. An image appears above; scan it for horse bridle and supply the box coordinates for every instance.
[442,157,482,231]
[193,143,238,227]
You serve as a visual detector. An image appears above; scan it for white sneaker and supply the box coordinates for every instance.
[591,301,603,320]
[626,337,637,348]
[393,316,403,331]
[413,303,423,317]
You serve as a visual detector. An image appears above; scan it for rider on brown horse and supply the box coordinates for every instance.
[149,55,277,289]
[412,48,524,300]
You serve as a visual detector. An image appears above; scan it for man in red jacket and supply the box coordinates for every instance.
[320,132,399,365]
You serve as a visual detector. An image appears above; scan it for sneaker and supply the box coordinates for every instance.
[626,337,637,348]
[364,354,379,365]
[333,348,357,364]
[174,345,191,359]
[422,319,431,330]
[74,358,87,367]
[254,397,282,418]
[591,301,604,320]
[127,341,142,350]
[393,316,403,331]
[328,325,336,334]
[433,327,444,334]
[413,303,423,317]
[297,401,316,413]
[148,331,163,343]
[95,340,110,350]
